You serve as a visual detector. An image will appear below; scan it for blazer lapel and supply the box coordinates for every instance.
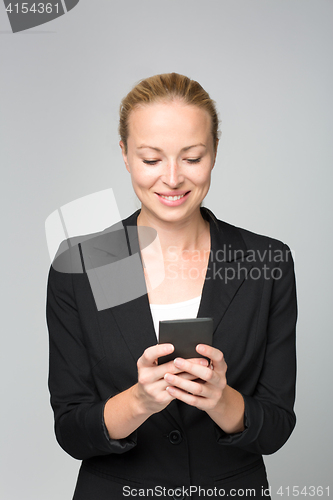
[84,210,158,363]
[198,209,253,339]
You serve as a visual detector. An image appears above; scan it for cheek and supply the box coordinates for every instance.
[131,169,157,190]
[192,169,212,187]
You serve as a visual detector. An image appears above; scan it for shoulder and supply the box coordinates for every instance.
[202,207,293,269]
[203,207,290,251]
[236,225,288,252]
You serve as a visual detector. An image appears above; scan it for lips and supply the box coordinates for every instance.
[160,194,186,201]
[156,190,189,197]
[155,191,191,206]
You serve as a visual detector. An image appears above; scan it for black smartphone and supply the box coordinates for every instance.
[158,317,213,364]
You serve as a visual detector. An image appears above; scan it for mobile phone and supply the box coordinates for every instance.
[158,317,213,364]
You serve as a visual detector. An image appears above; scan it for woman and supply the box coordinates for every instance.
[47,73,297,499]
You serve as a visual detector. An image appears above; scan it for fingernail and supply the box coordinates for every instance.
[174,358,184,367]
[164,374,173,382]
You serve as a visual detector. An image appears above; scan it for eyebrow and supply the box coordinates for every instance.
[137,143,206,152]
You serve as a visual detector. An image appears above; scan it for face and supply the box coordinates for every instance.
[120,100,217,225]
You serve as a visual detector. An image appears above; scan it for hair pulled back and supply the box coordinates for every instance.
[119,73,220,153]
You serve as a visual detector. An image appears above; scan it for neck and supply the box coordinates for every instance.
[137,207,209,254]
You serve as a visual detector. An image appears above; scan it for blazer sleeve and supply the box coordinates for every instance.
[215,244,297,455]
[46,264,137,460]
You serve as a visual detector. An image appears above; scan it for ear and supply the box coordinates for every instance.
[119,140,130,173]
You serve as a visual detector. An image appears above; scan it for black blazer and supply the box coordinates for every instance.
[47,208,297,499]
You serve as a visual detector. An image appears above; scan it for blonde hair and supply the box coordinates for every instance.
[119,72,220,153]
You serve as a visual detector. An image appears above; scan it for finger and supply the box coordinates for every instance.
[166,384,200,404]
[164,372,211,398]
[158,357,208,368]
[165,384,208,409]
[137,376,176,403]
[195,345,226,369]
[177,372,206,381]
[147,378,177,399]
[172,357,216,383]
[138,357,195,387]
[138,344,174,367]
[146,359,186,381]
[187,357,209,367]
[153,357,208,378]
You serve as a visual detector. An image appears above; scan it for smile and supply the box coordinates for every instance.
[160,194,185,201]
[156,191,191,207]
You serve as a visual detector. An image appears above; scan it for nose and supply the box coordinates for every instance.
[162,160,184,188]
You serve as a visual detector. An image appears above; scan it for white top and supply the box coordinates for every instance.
[150,296,201,340]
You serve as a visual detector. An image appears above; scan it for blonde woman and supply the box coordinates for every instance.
[47,73,297,499]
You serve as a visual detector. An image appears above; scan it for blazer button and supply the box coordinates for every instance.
[169,430,182,445]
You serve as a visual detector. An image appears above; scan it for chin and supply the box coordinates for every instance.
[154,206,198,224]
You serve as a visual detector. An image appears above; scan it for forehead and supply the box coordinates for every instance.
[127,100,212,147]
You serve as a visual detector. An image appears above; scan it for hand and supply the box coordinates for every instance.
[164,344,227,412]
[103,345,213,441]
[135,344,209,415]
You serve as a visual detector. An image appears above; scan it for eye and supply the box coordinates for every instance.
[142,159,159,165]
[186,158,201,164]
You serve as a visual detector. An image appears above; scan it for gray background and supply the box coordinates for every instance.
[1,1,332,499]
